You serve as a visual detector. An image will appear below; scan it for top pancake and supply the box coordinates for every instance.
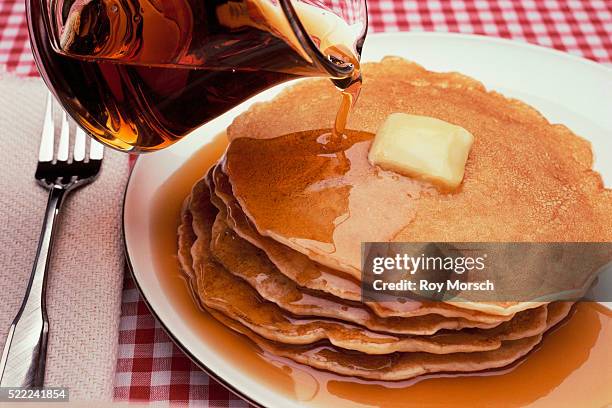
[223,57,612,314]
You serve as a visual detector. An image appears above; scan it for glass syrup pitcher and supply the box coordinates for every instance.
[27,0,368,152]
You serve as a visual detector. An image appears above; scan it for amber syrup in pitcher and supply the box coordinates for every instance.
[27,0,363,152]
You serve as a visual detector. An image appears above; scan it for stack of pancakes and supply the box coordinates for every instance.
[177,58,611,381]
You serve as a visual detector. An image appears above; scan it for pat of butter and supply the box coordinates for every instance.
[368,113,474,190]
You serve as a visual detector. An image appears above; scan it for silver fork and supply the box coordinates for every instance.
[0,93,104,388]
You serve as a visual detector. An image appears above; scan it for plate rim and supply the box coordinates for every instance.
[122,31,612,407]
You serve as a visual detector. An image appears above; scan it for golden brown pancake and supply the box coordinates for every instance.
[205,300,573,381]
[177,195,196,281]
[207,171,509,326]
[211,164,514,323]
[178,173,573,377]
[209,210,559,338]
[180,177,560,357]
[211,178,516,334]
[211,163,362,301]
[211,307,543,381]
[222,58,612,315]
[184,179,505,352]
[210,206,551,340]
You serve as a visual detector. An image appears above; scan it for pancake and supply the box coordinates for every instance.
[186,179,497,353]
[222,57,612,315]
[177,195,196,281]
[211,164,513,323]
[211,163,362,302]
[210,182,516,331]
[209,209,557,343]
[206,300,572,381]
[204,172,510,330]
[181,177,557,357]
[210,206,551,338]
[211,306,542,381]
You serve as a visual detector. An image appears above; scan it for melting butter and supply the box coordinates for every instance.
[368,113,474,191]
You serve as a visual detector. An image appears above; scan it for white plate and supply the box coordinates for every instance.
[123,32,612,407]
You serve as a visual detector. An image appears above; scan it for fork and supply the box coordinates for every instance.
[0,93,104,388]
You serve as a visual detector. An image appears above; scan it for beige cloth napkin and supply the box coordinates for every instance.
[0,74,129,400]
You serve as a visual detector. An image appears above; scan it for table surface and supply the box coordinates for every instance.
[1,0,611,405]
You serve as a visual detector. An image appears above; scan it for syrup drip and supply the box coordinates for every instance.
[334,78,362,139]
[326,44,362,147]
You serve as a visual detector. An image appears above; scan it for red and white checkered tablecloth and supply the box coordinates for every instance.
[1,0,611,405]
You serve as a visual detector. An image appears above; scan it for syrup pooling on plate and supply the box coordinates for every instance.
[222,129,435,277]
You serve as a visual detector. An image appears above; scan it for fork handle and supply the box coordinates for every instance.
[0,187,66,388]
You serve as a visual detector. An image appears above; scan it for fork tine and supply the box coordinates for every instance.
[57,111,70,162]
[73,126,86,162]
[89,139,104,161]
[39,93,54,162]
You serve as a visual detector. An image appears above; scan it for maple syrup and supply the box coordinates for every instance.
[27,0,365,152]
[149,136,612,407]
